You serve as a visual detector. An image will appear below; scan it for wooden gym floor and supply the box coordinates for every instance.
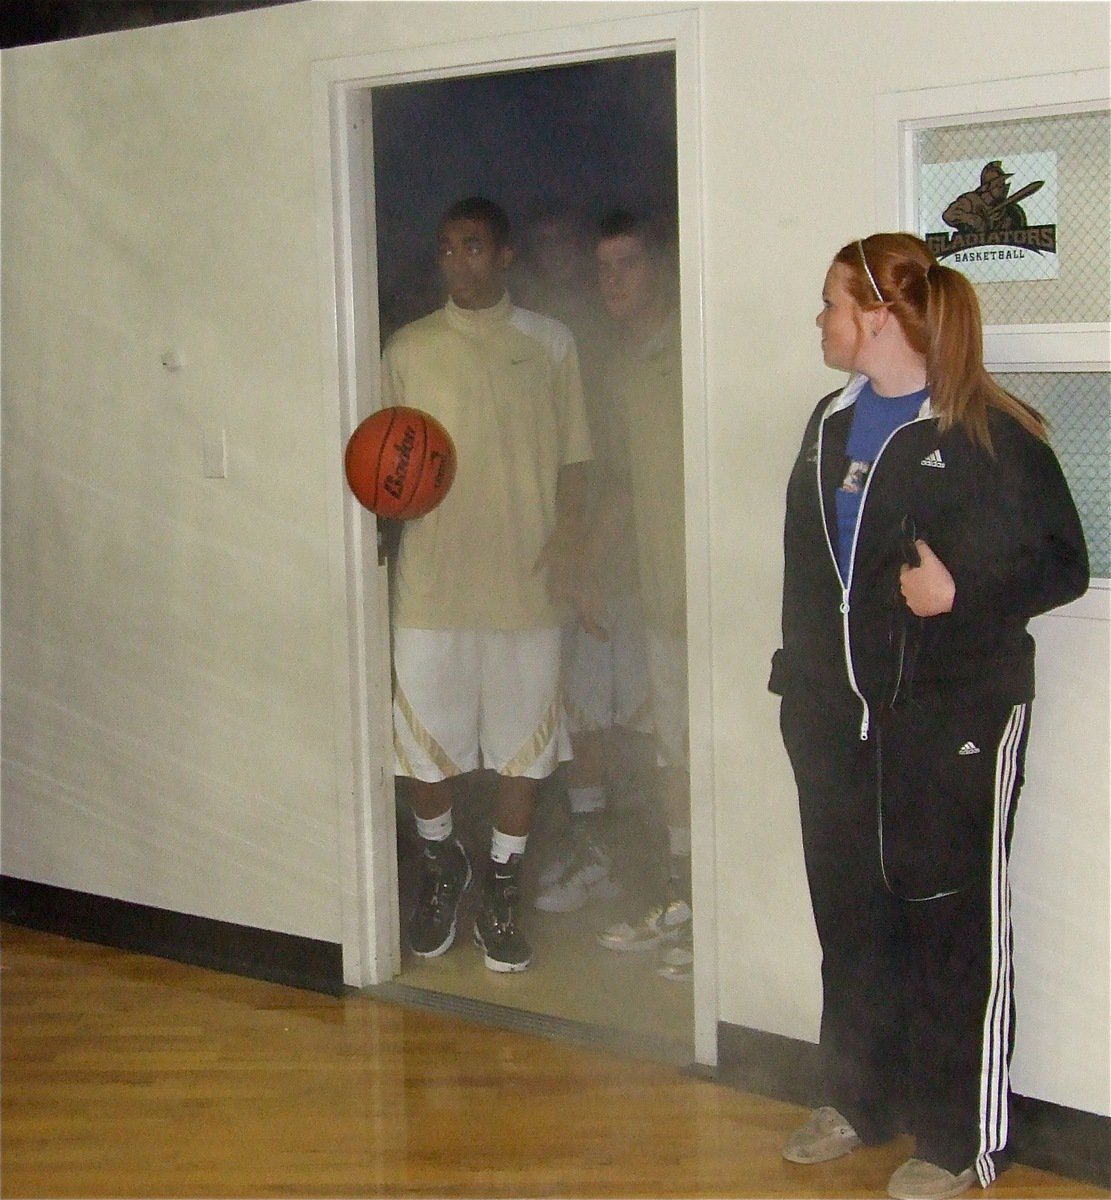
[2,923,1107,1199]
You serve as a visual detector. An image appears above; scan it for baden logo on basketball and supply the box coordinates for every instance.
[345,406,457,520]
[383,423,417,501]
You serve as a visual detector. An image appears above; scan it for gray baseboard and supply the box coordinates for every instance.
[0,875,345,995]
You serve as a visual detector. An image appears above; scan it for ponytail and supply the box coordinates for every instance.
[835,234,1048,452]
[924,261,1047,451]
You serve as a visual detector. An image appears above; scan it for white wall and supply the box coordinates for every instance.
[1011,600,1110,1115]
[2,0,1107,1114]
[1,4,349,939]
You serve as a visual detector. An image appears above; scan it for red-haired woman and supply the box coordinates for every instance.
[770,233,1088,1200]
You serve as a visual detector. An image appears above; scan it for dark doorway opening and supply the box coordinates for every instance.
[369,52,690,1061]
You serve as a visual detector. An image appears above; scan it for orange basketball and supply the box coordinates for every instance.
[345,406,457,519]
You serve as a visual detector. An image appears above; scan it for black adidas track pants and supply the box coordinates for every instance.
[780,685,1029,1183]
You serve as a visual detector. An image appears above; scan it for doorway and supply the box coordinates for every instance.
[312,10,716,1067]
[371,53,690,1061]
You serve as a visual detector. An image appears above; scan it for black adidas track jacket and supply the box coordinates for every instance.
[770,374,1089,736]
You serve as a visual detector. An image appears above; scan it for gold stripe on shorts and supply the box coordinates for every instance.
[394,683,460,778]
[564,695,603,733]
[503,692,562,777]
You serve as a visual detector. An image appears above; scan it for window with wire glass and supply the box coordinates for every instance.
[916,110,1109,584]
[915,110,1109,324]
[996,372,1110,582]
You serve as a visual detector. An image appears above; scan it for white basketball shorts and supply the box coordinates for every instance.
[392,626,571,782]
[646,627,689,770]
[562,593,652,736]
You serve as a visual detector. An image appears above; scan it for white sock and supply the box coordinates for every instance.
[668,824,691,858]
[490,828,528,865]
[415,809,453,843]
[569,785,606,815]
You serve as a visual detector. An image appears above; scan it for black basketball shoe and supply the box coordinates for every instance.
[407,837,471,958]
[473,855,532,972]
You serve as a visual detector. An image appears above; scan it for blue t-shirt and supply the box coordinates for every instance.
[835,381,929,582]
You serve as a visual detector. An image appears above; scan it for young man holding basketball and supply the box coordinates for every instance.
[380,196,593,972]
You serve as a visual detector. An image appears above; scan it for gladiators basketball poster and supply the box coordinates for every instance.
[920,152,1059,283]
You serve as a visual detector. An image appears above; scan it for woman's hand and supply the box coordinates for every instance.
[900,539,956,617]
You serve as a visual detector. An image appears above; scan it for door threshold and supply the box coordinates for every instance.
[364,979,695,1068]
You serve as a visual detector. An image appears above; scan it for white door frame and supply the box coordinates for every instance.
[310,8,720,1066]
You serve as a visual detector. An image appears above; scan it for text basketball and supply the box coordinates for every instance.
[344,406,457,520]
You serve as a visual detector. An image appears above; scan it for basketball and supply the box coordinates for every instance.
[344,406,457,520]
